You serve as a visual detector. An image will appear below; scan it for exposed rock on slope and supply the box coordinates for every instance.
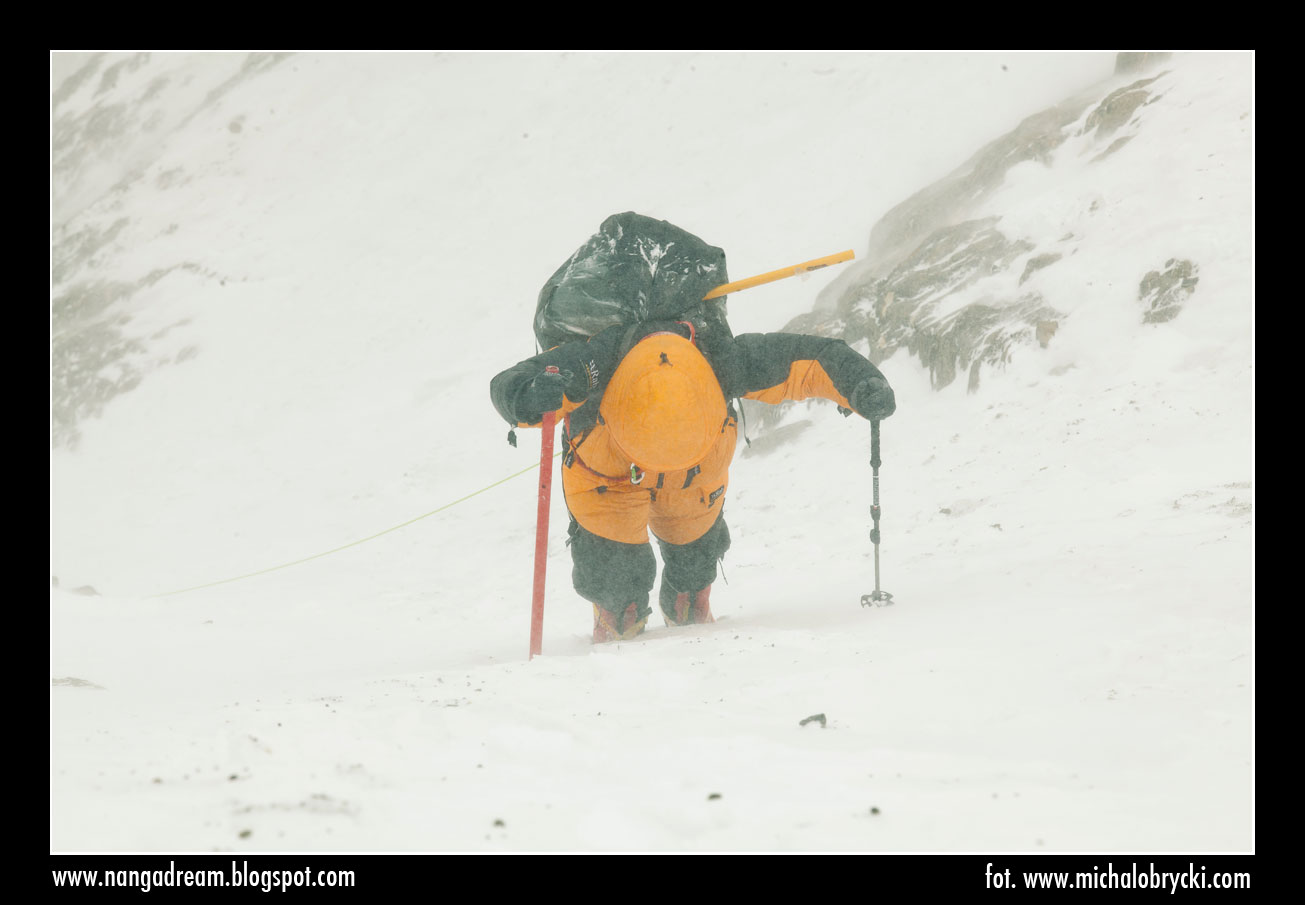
[757,54,1182,433]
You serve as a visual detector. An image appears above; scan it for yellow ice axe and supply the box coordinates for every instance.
[702,249,855,300]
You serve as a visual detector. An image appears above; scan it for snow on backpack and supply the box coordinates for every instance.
[533,212,735,354]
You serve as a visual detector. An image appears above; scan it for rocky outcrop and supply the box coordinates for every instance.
[50,53,290,450]
[765,54,1184,426]
[1139,259,1199,324]
[856,98,1094,280]
[773,217,1060,410]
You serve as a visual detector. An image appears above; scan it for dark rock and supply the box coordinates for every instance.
[1082,74,1165,146]
[1020,253,1062,286]
[1139,259,1199,323]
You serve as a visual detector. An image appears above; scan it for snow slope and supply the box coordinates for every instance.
[50,51,1253,853]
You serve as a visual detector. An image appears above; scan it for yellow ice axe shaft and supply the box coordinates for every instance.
[702,249,855,300]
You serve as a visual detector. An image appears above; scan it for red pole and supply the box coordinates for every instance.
[529,371,560,659]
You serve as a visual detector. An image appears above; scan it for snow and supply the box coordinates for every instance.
[50,50,1253,854]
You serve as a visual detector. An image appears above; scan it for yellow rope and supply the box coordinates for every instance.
[147,451,561,598]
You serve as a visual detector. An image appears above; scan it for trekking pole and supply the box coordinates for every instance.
[861,419,894,607]
[529,366,561,659]
[702,249,854,300]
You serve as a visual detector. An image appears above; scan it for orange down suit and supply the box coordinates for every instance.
[489,318,892,616]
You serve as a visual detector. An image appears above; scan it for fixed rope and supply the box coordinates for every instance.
[147,452,561,598]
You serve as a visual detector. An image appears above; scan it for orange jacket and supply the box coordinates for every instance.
[490,318,892,438]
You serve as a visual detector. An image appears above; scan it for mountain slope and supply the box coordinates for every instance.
[50,51,1252,854]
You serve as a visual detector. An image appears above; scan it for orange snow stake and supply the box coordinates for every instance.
[701,249,855,300]
[529,367,561,659]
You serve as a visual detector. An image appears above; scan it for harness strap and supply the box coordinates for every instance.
[565,442,632,483]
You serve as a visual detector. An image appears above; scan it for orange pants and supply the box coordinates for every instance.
[562,419,737,546]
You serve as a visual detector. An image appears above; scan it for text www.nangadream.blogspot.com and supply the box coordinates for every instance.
[51,860,356,892]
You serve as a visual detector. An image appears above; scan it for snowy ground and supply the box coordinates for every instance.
[50,51,1253,854]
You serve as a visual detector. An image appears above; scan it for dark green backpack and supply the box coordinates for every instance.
[533,212,735,354]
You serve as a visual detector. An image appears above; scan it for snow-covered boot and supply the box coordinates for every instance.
[592,602,648,643]
[661,584,715,626]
